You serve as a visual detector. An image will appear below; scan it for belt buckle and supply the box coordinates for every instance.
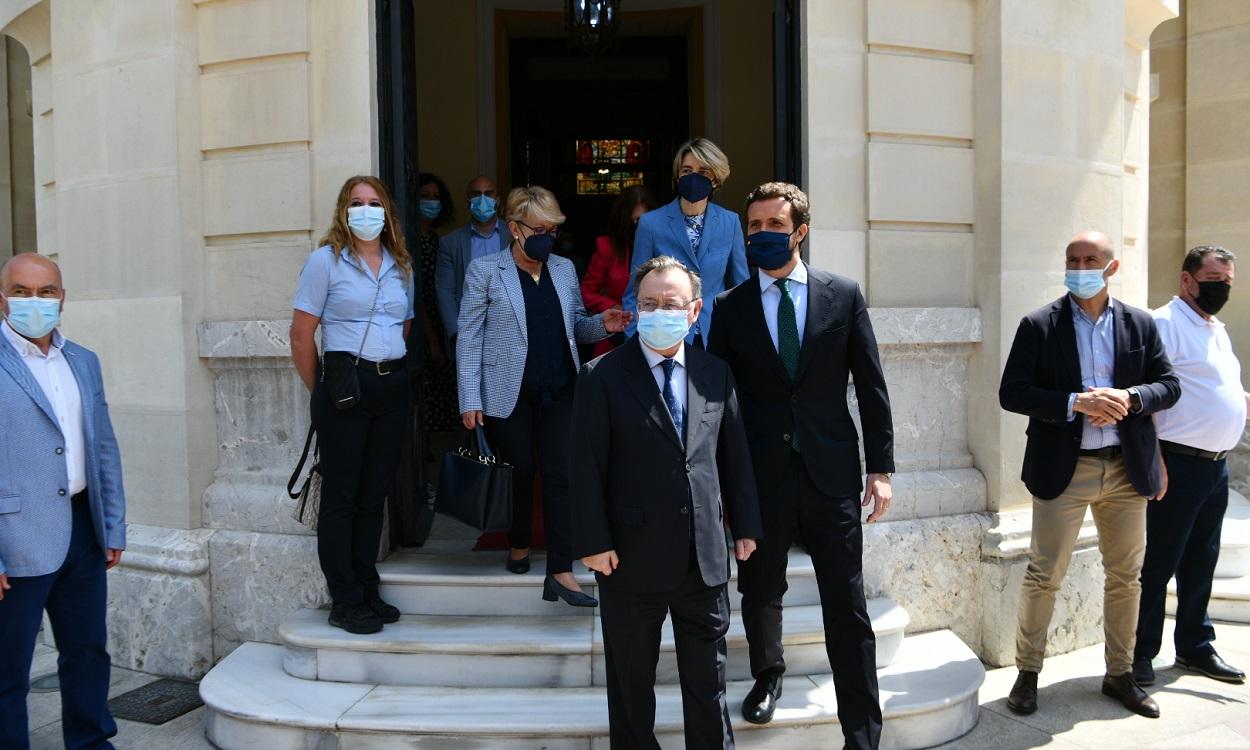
[375,360,388,376]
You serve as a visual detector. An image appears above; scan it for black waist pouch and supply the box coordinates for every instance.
[321,352,361,411]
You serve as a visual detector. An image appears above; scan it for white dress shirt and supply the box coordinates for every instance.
[641,341,687,423]
[758,263,808,352]
[1152,296,1246,452]
[2,320,87,494]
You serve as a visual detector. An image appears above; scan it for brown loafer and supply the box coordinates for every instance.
[1006,670,1038,715]
[1101,672,1159,718]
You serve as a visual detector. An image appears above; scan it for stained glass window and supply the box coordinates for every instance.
[575,139,647,195]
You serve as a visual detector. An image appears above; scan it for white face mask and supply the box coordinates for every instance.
[347,205,386,241]
[637,309,692,350]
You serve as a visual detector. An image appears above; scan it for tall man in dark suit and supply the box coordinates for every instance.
[707,183,895,750]
[571,255,763,749]
[999,231,1180,719]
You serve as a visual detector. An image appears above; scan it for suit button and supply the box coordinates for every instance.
[680,507,689,515]
[791,394,799,402]
[782,433,791,442]
[58,489,67,496]
[55,447,64,455]
[685,462,693,472]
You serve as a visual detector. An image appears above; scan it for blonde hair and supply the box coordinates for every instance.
[672,137,731,186]
[504,185,566,226]
[319,175,411,278]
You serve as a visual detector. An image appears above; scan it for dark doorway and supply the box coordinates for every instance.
[507,35,689,268]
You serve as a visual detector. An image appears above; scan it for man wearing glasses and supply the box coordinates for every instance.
[708,182,895,750]
[571,254,762,748]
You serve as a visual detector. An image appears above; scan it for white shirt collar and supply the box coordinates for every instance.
[757,261,808,293]
[2,318,64,358]
[1170,295,1222,328]
[641,340,687,371]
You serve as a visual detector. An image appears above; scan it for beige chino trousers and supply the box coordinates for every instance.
[1015,456,1147,676]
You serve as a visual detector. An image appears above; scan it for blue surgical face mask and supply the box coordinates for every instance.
[469,195,497,223]
[419,199,441,220]
[4,295,61,338]
[676,172,714,203]
[347,205,386,241]
[1065,260,1112,300]
[745,230,795,270]
[637,309,692,351]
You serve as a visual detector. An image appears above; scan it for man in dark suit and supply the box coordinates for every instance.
[707,182,894,750]
[571,255,763,749]
[999,231,1180,719]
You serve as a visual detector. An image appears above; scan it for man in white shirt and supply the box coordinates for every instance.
[1134,245,1247,686]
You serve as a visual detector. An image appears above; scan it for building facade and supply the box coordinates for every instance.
[0,0,1198,693]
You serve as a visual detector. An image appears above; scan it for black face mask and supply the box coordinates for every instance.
[1194,280,1231,316]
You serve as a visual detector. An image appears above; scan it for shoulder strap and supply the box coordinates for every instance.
[287,424,318,498]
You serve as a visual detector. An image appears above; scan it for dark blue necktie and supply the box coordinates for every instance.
[775,278,801,452]
[661,358,684,446]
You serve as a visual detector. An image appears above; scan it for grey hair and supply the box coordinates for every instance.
[1183,245,1237,274]
[633,255,702,301]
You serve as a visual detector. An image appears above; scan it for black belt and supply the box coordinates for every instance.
[1079,445,1123,460]
[72,489,89,507]
[1160,440,1229,461]
[324,352,404,376]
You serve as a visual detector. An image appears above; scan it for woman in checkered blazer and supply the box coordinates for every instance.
[457,186,631,606]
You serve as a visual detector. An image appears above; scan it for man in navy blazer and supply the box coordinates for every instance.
[621,138,749,347]
[999,232,1180,720]
[434,175,510,345]
[0,253,127,750]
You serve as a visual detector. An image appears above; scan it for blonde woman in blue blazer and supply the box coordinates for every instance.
[621,137,749,346]
[457,186,630,605]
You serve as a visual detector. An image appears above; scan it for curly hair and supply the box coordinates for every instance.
[419,172,455,229]
[320,175,411,278]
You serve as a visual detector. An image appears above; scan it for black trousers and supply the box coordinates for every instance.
[738,452,881,750]
[484,387,574,575]
[599,560,734,750]
[1136,450,1230,661]
[311,365,410,606]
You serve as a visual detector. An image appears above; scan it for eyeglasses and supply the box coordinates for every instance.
[637,299,692,313]
[518,221,560,238]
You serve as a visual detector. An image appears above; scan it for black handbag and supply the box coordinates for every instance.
[435,427,513,532]
[320,278,382,411]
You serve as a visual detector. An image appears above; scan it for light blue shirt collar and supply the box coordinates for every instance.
[337,246,396,279]
[757,261,807,294]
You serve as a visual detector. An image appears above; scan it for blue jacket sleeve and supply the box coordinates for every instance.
[621,216,658,337]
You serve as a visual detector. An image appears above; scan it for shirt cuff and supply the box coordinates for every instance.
[1067,393,1078,422]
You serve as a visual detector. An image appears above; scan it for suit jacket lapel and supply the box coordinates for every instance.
[496,252,528,344]
[1053,296,1082,390]
[667,202,699,270]
[683,348,711,454]
[64,346,96,448]
[1112,301,1131,389]
[0,333,61,430]
[622,338,684,453]
[795,267,833,384]
[745,275,792,384]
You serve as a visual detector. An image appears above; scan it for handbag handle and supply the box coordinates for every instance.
[457,426,496,464]
[287,424,318,498]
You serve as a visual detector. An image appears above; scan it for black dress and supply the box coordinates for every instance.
[419,230,460,431]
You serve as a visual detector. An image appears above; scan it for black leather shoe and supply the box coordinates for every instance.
[1176,652,1246,684]
[542,575,597,607]
[1006,670,1038,715]
[1101,673,1159,718]
[1132,657,1156,686]
[364,593,401,624]
[328,603,383,635]
[506,553,531,574]
[742,674,783,725]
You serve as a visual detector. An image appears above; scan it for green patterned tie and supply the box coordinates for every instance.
[775,278,800,452]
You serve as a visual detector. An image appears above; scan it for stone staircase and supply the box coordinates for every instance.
[1167,489,1250,623]
[201,549,985,748]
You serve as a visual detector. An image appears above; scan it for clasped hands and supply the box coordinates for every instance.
[581,539,758,577]
[1074,386,1133,427]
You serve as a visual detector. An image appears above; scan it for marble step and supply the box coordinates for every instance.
[280,598,909,688]
[378,549,823,616]
[203,629,983,750]
[1215,489,1250,579]
[1168,572,1250,623]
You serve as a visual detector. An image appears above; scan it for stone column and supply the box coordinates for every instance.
[974,0,1178,666]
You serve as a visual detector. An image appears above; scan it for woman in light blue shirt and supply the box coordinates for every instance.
[291,175,415,636]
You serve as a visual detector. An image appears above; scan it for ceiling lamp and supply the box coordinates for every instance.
[566,0,620,54]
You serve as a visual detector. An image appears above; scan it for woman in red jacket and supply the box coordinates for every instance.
[581,185,659,357]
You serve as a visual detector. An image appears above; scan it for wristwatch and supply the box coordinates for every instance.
[1127,387,1142,414]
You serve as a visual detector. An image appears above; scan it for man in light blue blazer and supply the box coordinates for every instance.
[621,138,749,346]
[434,175,510,345]
[0,253,127,750]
